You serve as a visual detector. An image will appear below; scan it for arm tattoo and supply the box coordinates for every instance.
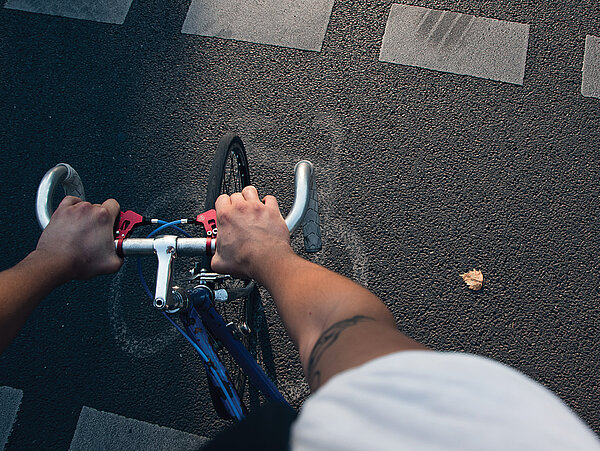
[307,315,374,387]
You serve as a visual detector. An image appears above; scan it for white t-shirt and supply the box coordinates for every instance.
[290,351,600,450]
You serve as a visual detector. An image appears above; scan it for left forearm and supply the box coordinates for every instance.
[0,197,123,353]
[0,250,69,352]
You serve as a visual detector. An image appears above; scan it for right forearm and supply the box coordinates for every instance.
[254,251,396,363]
[211,187,428,391]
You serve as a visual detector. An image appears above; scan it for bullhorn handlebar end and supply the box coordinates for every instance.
[36,163,85,230]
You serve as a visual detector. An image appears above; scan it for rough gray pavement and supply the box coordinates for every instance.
[1,0,600,448]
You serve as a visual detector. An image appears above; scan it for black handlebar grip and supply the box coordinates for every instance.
[302,175,322,253]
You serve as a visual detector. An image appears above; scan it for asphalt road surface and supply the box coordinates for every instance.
[1,0,600,448]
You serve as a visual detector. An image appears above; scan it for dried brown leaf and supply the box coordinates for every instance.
[460,269,483,290]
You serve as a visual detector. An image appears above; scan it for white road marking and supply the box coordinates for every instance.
[379,4,529,85]
[181,0,335,51]
[228,108,371,287]
[582,35,600,98]
[69,406,209,450]
[4,0,133,24]
[0,386,23,449]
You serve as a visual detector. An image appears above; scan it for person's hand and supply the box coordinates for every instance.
[35,196,123,280]
[211,186,293,281]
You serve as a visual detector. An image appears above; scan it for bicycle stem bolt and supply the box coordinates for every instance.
[153,287,190,312]
[153,298,166,309]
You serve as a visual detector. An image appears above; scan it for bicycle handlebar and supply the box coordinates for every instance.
[36,160,316,257]
[285,161,313,235]
[36,163,86,230]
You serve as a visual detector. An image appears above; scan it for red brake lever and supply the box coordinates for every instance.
[114,210,146,258]
[196,209,217,256]
[196,210,217,236]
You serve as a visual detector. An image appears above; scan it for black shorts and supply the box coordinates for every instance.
[199,402,298,451]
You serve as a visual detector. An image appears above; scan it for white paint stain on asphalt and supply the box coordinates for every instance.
[582,35,600,98]
[69,406,208,450]
[0,386,23,449]
[108,181,207,356]
[4,0,133,24]
[379,4,529,85]
[182,0,335,51]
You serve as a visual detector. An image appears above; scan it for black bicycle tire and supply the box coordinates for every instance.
[205,133,251,210]
[202,133,263,413]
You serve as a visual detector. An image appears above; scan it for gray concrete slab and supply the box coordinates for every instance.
[4,0,133,24]
[69,406,209,450]
[582,35,600,98]
[0,386,23,449]
[181,0,334,51]
[379,4,529,85]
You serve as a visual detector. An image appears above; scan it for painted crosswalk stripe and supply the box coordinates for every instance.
[69,406,209,450]
[582,35,600,98]
[182,0,335,51]
[0,386,23,449]
[379,4,529,85]
[4,0,133,24]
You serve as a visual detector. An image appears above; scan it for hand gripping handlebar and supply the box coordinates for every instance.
[36,160,322,308]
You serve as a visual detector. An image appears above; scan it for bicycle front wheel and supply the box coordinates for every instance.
[205,132,251,211]
[203,133,266,411]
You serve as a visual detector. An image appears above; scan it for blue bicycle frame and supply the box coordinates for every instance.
[181,286,289,420]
